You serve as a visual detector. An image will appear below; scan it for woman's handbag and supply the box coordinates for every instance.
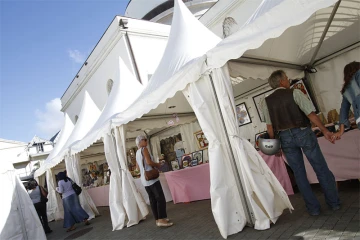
[69,178,82,195]
[142,149,159,181]
[39,186,48,203]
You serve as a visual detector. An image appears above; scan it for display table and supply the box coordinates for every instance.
[258,152,294,195]
[87,174,172,207]
[164,163,211,204]
[304,129,360,183]
[133,173,173,205]
[87,185,110,207]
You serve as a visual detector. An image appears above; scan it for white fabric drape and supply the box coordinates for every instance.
[114,126,149,227]
[1,161,46,240]
[179,121,201,153]
[183,77,247,239]
[46,169,64,221]
[211,65,293,230]
[64,154,99,219]
[150,135,161,163]
[103,133,127,230]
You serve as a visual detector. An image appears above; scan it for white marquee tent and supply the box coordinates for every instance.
[1,160,46,240]
[69,0,295,238]
[33,0,358,238]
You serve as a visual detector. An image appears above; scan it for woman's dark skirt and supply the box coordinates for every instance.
[62,193,89,228]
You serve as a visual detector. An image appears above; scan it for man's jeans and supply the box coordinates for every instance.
[279,127,340,214]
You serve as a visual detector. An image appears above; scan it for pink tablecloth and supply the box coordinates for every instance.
[164,164,211,204]
[304,129,360,183]
[258,152,294,195]
[87,185,110,207]
[87,175,172,207]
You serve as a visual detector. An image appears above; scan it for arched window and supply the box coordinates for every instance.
[75,115,79,123]
[107,79,114,95]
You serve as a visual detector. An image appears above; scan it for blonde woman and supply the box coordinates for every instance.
[135,135,173,227]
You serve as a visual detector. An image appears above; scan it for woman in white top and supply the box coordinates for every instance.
[135,135,173,227]
[28,179,52,234]
[56,171,90,232]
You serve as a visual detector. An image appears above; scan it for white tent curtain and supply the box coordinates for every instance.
[1,161,46,240]
[183,77,247,238]
[35,113,74,178]
[179,121,201,153]
[114,126,149,227]
[64,153,99,219]
[103,133,127,230]
[211,65,293,229]
[150,135,161,162]
[35,174,46,188]
[46,169,64,222]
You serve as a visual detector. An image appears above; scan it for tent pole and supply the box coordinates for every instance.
[209,74,255,227]
[124,32,142,84]
[309,0,342,66]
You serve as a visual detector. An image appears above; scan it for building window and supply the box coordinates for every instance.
[107,79,114,95]
[75,115,79,123]
[37,143,44,153]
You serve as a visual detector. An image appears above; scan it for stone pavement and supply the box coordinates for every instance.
[47,181,359,240]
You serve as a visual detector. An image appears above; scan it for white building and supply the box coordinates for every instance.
[0,136,54,180]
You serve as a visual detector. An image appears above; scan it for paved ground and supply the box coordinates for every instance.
[47,180,359,240]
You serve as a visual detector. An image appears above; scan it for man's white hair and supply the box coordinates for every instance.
[135,135,147,148]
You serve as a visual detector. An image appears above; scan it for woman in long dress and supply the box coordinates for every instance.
[56,171,90,232]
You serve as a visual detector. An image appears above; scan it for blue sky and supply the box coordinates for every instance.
[0,0,129,142]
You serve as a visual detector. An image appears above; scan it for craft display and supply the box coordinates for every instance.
[191,159,198,166]
[171,161,180,171]
[236,102,252,126]
[194,130,209,150]
[192,150,203,165]
[181,154,192,168]
[81,161,110,189]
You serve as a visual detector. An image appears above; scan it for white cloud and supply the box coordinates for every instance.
[68,49,86,64]
[35,98,64,139]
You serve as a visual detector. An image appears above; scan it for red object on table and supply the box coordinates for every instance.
[304,129,360,183]
[258,151,294,195]
[164,164,211,204]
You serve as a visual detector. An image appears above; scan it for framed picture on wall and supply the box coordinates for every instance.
[252,89,276,122]
[236,102,252,127]
[193,130,209,150]
[290,79,315,108]
[254,131,267,150]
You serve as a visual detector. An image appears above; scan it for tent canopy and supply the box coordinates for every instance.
[71,57,145,154]
[71,0,220,154]
[35,113,74,177]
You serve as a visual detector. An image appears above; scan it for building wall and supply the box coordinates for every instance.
[0,139,28,163]
[61,18,169,123]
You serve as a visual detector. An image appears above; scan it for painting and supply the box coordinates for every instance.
[254,131,267,150]
[252,89,276,122]
[236,102,252,126]
[290,79,315,108]
[193,130,209,150]
[192,150,203,165]
[171,161,180,171]
[181,154,192,168]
